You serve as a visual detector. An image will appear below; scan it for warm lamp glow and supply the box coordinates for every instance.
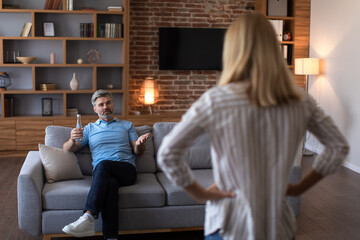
[295,58,320,75]
[139,77,159,114]
[144,79,156,104]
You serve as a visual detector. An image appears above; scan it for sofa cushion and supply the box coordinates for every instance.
[45,124,156,175]
[42,176,92,210]
[117,173,165,208]
[45,125,91,154]
[74,152,93,176]
[42,173,165,210]
[153,122,212,170]
[45,125,74,149]
[39,144,84,183]
[134,125,156,173]
[45,126,93,175]
[156,169,213,206]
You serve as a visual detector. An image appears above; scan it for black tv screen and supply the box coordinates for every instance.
[159,27,226,70]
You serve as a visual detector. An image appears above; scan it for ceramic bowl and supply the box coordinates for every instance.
[16,56,37,64]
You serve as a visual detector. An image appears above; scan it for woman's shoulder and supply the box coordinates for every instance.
[205,82,248,97]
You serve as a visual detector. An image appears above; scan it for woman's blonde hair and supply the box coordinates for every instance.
[218,13,303,107]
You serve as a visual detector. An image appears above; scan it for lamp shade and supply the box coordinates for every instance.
[295,58,320,75]
[138,77,159,105]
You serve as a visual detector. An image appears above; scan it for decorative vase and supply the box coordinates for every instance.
[69,72,79,90]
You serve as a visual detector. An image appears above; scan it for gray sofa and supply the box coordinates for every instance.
[18,122,302,238]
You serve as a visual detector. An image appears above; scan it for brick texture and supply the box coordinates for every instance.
[129,0,255,113]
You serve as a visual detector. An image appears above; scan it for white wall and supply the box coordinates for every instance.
[307,0,360,173]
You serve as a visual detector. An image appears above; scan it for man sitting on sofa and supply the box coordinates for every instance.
[62,89,150,240]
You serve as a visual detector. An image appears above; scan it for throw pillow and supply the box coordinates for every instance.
[39,144,83,183]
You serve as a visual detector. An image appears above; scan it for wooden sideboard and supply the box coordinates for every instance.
[0,113,183,151]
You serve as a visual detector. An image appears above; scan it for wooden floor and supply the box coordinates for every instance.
[1,154,360,240]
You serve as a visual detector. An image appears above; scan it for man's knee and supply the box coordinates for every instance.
[95,160,112,171]
[93,161,114,179]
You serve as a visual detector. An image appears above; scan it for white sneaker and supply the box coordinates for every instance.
[62,215,95,237]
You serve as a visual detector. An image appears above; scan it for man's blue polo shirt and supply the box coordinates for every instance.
[79,118,139,170]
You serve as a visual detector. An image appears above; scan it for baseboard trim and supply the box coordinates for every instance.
[304,144,321,155]
[343,160,360,174]
[306,144,360,174]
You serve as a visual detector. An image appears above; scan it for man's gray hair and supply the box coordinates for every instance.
[91,89,113,106]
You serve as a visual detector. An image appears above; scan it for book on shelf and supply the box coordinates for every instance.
[80,23,94,37]
[20,23,26,37]
[282,45,288,62]
[20,23,32,37]
[4,97,14,117]
[269,19,283,42]
[44,0,62,10]
[281,45,292,65]
[68,0,73,10]
[286,45,292,65]
[63,0,78,10]
[44,0,50,9]
[97,23,123,38]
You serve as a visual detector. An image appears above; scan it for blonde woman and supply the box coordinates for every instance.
[157,13,349,240]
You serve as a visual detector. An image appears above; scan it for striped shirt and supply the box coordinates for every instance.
[157,82,349,240]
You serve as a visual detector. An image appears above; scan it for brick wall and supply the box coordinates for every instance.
[129,0,255,113]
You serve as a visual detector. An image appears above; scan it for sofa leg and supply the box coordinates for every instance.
[42,233,104,239]
[41,228,203,240]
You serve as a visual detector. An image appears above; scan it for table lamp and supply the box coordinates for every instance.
[295,58,320,156]
[138,77,159,115]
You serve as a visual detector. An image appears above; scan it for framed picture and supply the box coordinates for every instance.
[42,98,53,116]
[43,21,55,37]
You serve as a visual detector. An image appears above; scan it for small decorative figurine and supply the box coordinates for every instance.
[86,49,100,64]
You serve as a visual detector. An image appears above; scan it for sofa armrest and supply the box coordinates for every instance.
[17,151,45,236]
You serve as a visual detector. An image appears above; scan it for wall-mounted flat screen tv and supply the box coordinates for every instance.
[159,27,226,70]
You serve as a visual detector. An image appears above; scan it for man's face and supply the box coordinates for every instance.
[93,96,114,121]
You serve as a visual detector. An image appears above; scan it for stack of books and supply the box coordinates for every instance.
[40,83,56,91]
[107,6,123,12]
[80,23,94,37]
[20,23,32,37]
[97,23,123,38]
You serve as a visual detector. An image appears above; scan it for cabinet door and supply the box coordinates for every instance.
[16,120,53,151]
[0,121,16,150]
